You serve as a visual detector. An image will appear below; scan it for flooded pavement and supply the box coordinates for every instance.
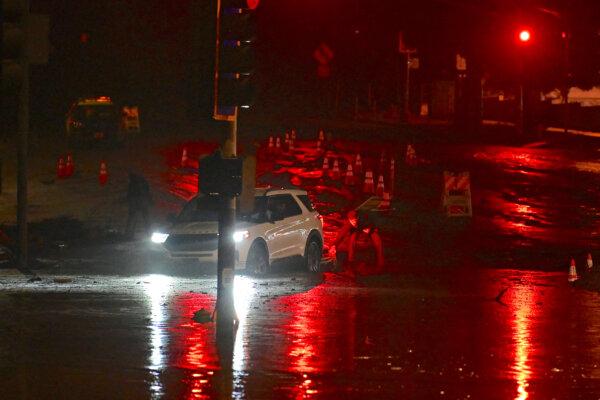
[2,268,600,399]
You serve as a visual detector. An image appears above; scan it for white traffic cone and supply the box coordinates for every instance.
[568,258,578,282]
[587,253,594,271]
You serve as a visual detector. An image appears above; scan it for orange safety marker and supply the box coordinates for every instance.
[322,156,329,173]
[376,174,385,197]
[285,132,290,146]
[318,129,325,142]
[268,136,274,153]
[98,161,108,185]
[355,153,363,175]
[379,192,391,210]
[275,137,281,153]
[331,158,341,180]
[181,147,188,167]
[363,170,374,194]
[568,257,578,282]
[57,157,66,179]
[291,129,297,141]
[344,164,354,186]
[65,154,74,177]
[587,253,594,271]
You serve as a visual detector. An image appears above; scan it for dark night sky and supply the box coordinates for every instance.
[24,0,600,128]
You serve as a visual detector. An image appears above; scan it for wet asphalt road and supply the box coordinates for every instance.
[1,128,599,399]
[1,269,600,399]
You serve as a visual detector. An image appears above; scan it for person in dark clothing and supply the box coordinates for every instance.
[125,173,152,239]
[330,209,384,273]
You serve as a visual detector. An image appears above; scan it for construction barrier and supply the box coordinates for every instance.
[442,171,472,217]
[121,106,140,132]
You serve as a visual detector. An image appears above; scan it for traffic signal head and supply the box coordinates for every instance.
[215,0,258,113]
[2,0,28,90]
[518,29,531,43]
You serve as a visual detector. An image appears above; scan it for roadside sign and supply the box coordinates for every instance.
[121,106,140,132]
[442,171,472,217]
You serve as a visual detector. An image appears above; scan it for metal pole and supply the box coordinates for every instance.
[17,4,30,271]
[216,111,238,336]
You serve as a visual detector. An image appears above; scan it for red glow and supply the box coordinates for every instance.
[518,30,531,42]
[247,0,259,10]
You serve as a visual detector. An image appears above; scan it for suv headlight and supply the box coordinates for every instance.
[151,232,169,244]
[233,230,249,243]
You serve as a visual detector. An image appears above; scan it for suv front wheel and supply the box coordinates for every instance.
[247,241,270,276]
[304,237,322,272]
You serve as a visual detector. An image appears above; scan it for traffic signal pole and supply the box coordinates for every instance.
[214,0,238,338]
[216,110,238,337]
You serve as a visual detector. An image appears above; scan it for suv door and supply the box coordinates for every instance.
[265,194,304,259]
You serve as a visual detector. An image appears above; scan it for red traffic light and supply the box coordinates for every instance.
[247,0,259,9]
[518,29,531,42]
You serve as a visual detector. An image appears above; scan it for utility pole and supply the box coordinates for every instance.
[398,32,417,122]
[3,0,30,270]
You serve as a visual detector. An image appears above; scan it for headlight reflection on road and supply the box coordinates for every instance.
[142,274,174,396]
[232,275,256,373]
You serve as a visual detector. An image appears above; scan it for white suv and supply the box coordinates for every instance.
[156,188,323,274]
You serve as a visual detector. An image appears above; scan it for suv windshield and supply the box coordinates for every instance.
[237,196,267,223]
[177,196,220,222]
[178,195,269,223]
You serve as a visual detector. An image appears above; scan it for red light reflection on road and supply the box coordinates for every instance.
[508,285,540,400]
[170,292,219,400]
[270,283,357,398]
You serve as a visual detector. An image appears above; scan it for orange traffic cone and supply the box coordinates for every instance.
[568,258,578,282]
[317,139,322,151]
[587,253,594,271]
[285,132,290,146]
[355,153,363,175]
[181,147,188,167]
[379,192,391,210]
[288,139,295,152]
[322,156,329,173]
[291,129,297,141]
[275,137,281,153]
[376,174,385,197]
[57,157,66,179]
[99,161,108,185]
[318,129,325,142]
[65,154,74,177]
[379,152,386,172]
[406,144,417,166]
[331,159,341,180]
[344,164,354,186]
[268,136,274,153]
[363,170,374,194]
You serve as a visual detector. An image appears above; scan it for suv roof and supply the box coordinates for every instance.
[255,187,308,197]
